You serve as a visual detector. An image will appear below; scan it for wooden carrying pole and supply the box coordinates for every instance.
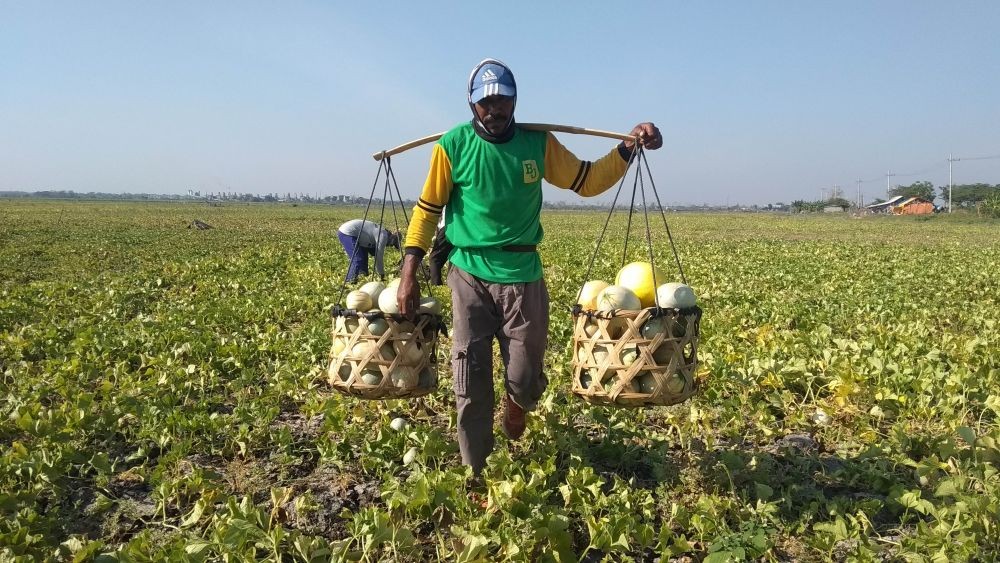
[372,123,636,161]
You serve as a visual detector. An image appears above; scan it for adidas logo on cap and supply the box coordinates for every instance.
[482,69,498,82]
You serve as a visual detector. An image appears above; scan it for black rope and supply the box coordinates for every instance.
[641,151,687,285]
[381,157,432,287]
[376,165,391,281]
[387,163,411,226]
[574,147,639,308]
[621,159,641,270]
[636,147,661,314]
[337,158,387,305]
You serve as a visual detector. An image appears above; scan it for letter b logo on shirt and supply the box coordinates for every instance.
[522,160,539,183]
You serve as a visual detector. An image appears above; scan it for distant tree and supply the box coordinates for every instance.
[890,180,935,202]
[940,183,998,208]
[826,197,852,209]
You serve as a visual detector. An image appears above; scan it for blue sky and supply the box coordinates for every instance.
[2,1,998,205]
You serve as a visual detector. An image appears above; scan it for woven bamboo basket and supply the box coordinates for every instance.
[326,308,443,400]
[570,306,701,407]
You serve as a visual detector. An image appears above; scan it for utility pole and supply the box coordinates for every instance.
[948,153,959,213]
[856,179,863,208]
[886,170,895,198]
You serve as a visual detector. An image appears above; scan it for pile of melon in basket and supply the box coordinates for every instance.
[571,261,701,407]
[327,279,443,400]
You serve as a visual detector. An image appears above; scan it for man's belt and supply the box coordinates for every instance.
[500,244,538,252]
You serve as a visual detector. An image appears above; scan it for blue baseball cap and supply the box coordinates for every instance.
[468,60,516,104]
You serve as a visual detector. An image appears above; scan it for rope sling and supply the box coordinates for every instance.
[326,155,444,400]
[570,146,702,408]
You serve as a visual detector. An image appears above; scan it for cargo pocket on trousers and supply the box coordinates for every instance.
[453,349,470,397]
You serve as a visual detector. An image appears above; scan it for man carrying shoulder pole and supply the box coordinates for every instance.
[397,58,663,477]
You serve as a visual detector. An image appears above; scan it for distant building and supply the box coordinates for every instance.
[892,197,934,215]
[864,196,905,214]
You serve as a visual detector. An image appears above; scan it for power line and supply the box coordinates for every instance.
[956,154,1000,161]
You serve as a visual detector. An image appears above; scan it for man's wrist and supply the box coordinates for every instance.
[617,141,634,161]
[404,246,426,260]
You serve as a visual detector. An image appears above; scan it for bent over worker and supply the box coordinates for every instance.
[336,219,399,282]
[397,58,662,475]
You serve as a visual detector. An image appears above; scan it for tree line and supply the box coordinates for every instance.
[789,181,998,214]
[884,181,999,209]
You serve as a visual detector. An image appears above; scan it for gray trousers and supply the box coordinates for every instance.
[448,266,549,473]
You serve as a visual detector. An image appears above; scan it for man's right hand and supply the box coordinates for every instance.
[397,254,422,320]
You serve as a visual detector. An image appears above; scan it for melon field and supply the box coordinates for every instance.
[2,199,999,562]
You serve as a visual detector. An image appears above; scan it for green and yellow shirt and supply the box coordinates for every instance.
[406,122,632,283]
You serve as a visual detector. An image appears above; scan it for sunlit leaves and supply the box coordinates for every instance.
[1,201,999,560]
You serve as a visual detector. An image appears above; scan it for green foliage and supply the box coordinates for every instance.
[2,200,1000,561]
[978,191,1000,218]
[939,183,1000,208]
[891,180,936,202]
[790,198,851,213]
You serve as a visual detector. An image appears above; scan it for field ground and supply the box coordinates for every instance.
[2,200,999,561]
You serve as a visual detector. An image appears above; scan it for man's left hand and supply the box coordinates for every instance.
[624,122,662,151]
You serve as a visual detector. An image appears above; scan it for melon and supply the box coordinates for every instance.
[579,369,593,389]
[360,367,382,386]
[419,296,442,315]
[335,361,353,382]
[331,336,348,356]
[640,317,669,340]
[596,285,641,312]
[583,319,600,337]
[621,346,639,367]
[578,280,609,310]
[389,366,418,389]
[379,343,397,361]
[359,281,385,303]
[345,290,372,311]
[351,341,375,362]
[394,333,423,364]
[386,277,401,289]
[615,262,663,308]
[636,371,657,394]
[389,417,408,431]
[655,282,697,309]
[378,285,400,314]
[665,372,686,394]
[418,366,437,389]
[605,317,627,339]
[652,344,673,365]
[334,316,360,334]
[612,375,640,393]
[403,446,418,465]
[592,345,611,367]
[367,317,389,337]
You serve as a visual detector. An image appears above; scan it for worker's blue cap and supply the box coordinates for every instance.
[468,60,516,104]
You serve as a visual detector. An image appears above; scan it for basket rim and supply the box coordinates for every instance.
[570,304,701,320]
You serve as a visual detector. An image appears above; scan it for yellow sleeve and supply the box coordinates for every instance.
[543,132,630,197]
[405,143,453,253]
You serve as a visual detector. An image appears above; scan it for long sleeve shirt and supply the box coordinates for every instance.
[338,219,393,277]
[405,122,633,283]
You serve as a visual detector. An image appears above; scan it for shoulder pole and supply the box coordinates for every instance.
[372,123,637,161]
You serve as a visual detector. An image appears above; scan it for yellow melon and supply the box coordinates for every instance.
[578,280,609,310]
[615,262,664,308]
